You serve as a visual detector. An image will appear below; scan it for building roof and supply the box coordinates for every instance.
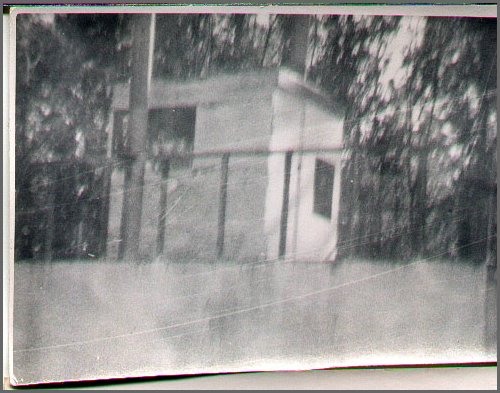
[277,68,346,119]
[112,67,345,118]
[112,69,278,111]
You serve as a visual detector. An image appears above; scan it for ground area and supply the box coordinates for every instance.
[12,257,496,385]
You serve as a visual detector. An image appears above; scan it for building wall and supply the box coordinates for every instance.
[265,88,344,262]
[111,71,278,262]
[190,92,274,261]
[291,152,343,262]
[193,92,274,157]
[112,70,277,167]
[110,70,344,263]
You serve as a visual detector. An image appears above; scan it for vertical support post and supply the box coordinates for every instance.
[118,162,132,259]
[279,151,293,258]
[156,158,170,257]
[484,255,497,352]
[216,153,230,259]
[76,164,86,258]
[120,14,154,261]
[484,184,497,352]
[44,166,55,262]
[292,96,306,258]
[98,165,112,258]
[486,186,496,266]
[98,111,115,259]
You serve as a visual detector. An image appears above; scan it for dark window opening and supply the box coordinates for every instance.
[112,107,197,169]
[148,107,196,169]
[313,158,335,219]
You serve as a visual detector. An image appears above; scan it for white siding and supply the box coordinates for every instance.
[265,88,345,262]
[292,153,343,262]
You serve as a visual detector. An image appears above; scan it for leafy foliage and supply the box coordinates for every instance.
[314,16,498,262]
[153,13,284,80]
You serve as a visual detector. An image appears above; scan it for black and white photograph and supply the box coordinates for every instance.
[7,5,497,386]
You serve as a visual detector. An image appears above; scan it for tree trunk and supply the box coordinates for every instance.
[281,15,310,75]
[412,148,429,255]
[475,98,494,263]
[232,14,246,60]
[411,55,440,257]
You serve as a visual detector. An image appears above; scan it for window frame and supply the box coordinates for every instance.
[313,158,335,220]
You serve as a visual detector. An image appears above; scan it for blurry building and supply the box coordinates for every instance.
[110,17,346,262]
[110,66,345,262]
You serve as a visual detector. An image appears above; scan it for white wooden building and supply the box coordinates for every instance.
[111,66,345,262]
